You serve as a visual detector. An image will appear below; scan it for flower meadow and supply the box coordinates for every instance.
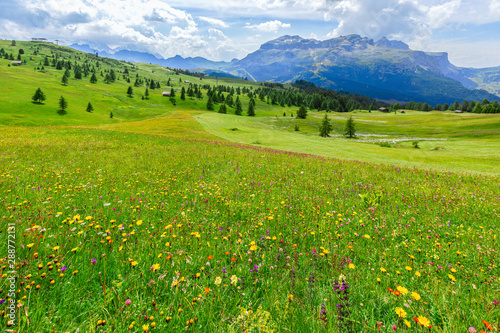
[1,126,499,332]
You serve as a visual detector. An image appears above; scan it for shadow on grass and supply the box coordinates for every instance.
[57,110,67,115]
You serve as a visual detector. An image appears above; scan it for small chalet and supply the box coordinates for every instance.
[184,80,190,83]
[455,110,463,113]
[31,38,47,42]
[379,107,389,112]
[162,91,171,97]
[11,61,22,66]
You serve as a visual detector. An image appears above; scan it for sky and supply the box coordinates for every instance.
[0,0,499,68]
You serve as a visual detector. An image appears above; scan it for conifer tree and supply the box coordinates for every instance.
[86,102,94,113]
[344,116,356,138]
[181,87,186,101]
[59,96,68,112]
[319,114,333,137]
[127,86,134,97]
[235,98,242,115]
[218,103,227,114]
[32,88,46,104]
[247,98,256,116]
[206,95,214,111]
[90,72,98,83]
[296,105,308,119]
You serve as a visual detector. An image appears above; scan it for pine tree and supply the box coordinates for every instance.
[61,74,68,85]
[86,102,94,113]
[127,86,134,97]
[59,96,68,111]
[144,88,149,100]
[32,88,46,104]
[181,87,186,101]
[90,72,97,83]
[170,88,175,98]
[369,103,373,113]
[296,105,308,119]
[110,112,113,118]
[218,103,227,114]
[235,98,242,115]
[247,98,256,116]
[150,79,156,89]
[206,95,214,111]
[344,116,356,138]
[319,114,333,137]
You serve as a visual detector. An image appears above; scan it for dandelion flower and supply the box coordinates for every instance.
[412,292,421,301]
[348,263,355,269]
[405,266,412,271]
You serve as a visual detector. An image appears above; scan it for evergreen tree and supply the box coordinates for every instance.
[181,87,186,101]
[86,102,94,113]
[104,74,111,84]
[235,98,243,115]
[344,116,356,138]
[61,74,68,85]
[218,103,227,114]
[442,103,449,111]
[296,105,308,119]
[109,69,116,82]
[32,88,46,104]
[319,114,333,137]
[206,95,214,111]
[144,88,149,100]
[59,96,68,111]
[170,88,175,98]
[369,103,374,113]
[247,98,256,116]
[127,86,134,97]
[110,112,113,118]
[90,72,97,83]
[150,79,156,89]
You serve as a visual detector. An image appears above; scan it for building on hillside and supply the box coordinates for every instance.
[379,107,389,112]
[31,38,47,42]
[162,91,171,97]
[11,61,22,66]
[184,80,190,83]
[454,110,463,113]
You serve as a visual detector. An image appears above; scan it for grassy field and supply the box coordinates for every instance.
[1,40,500,333]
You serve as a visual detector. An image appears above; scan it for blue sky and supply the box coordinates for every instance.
[1,0,499,68]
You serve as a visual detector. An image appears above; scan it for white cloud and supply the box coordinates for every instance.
[246,20,291,32]
[199,16,229,28]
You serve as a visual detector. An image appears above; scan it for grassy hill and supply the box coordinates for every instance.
[1,40,500,332]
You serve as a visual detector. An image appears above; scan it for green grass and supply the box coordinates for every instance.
[1,125,499,332]
[1,40,500,332]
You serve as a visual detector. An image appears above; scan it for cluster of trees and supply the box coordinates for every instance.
[400,99,500,114]
[0,48,22,61]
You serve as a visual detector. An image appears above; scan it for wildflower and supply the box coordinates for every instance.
[468,327,477,333]
[136,220,143,226]
[482,320,493,330]
[250,244,258,251]
[395,307,407,318]
[215,276,222,286]
[415,271,421,277]
[380,267,387,272]
[230,275,238,286]
[131,261,138,267]
[53,246,60,251]
[404,320,411,328]
[405,266,412,271]
[91,258,97,265]
[204,287,210,294]
[150,263,160,271]
[142,324,149,332]
[125,299,131,305]
[27,243,35,248]
[415,316,431,328]
[207,255,213,260]
[60,266,67,272]
[396,286,408,295]
[392,324,397,331]
[348,263,355,269]
[448,274,456,282]
[411,292,421,301]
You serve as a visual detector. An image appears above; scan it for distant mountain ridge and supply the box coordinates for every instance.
[71,35,500,104]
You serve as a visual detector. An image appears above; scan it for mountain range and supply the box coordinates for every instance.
[71,35,500,105]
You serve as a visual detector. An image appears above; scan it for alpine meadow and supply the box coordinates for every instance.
[0,35,499,333]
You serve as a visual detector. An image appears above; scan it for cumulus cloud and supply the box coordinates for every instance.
[199,16,229,28]
[0,0,235,60]
[246,20,291,32]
